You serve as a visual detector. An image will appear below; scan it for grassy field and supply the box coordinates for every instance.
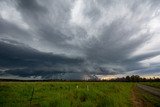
[140,82,160,89]
[0,82,133,107]
[1,82,160,107]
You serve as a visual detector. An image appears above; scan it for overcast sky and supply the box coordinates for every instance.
[0,0,160,80]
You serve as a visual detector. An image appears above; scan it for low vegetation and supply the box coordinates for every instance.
[1,82,160,107]
[140,82,160,89]
[0,82,133,107]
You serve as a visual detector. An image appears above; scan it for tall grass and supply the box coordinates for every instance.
[0,82,133,107]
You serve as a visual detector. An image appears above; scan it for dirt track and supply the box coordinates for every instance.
[137,84,160,97]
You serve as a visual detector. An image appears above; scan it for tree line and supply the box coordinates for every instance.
[105,75,160,82]
[0,75,159,82]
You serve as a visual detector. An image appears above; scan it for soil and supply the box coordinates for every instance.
[132,85,154,107]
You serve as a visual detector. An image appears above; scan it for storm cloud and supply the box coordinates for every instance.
[0,0,160,79]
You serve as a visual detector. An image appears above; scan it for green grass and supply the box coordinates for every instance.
[0,82,133,107]
[140,82,160,89]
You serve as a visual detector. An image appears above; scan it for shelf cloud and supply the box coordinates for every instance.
[0,0,160,79]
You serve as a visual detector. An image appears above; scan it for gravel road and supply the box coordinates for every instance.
[137,84,160,97]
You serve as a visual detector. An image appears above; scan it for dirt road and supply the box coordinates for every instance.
[137,84,160,97]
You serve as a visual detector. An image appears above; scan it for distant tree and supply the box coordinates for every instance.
[130,75,140,82]
[126,76,131,82]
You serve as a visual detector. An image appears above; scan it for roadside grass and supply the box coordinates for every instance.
[140,82,160,89]
[0,82,133,107]
[134,84,160,107]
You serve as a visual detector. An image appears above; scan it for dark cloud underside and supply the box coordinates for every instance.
[0,0,160,79]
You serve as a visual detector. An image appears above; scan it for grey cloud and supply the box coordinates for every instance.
[83,0,101,21]
[0,39,85,79]
[0,19,31,41]
[15,0,80,54]
[0,0,160,79]
[0,40,83,67]
[17,0,46,12]
[85,19,146,63]
[129,66,160,76]
[126,51,160,62]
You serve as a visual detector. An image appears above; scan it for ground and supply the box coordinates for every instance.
[0,82,160,107]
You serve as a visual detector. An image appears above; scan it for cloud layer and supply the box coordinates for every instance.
[0,0,160,79]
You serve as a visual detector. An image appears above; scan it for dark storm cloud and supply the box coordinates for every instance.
[15,0,79,53]
[17,0,46,11]
[0,0,160,79]
[0,40,83,78]
[0,40,83,67]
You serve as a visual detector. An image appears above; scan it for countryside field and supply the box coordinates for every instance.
[0,82,160,107]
